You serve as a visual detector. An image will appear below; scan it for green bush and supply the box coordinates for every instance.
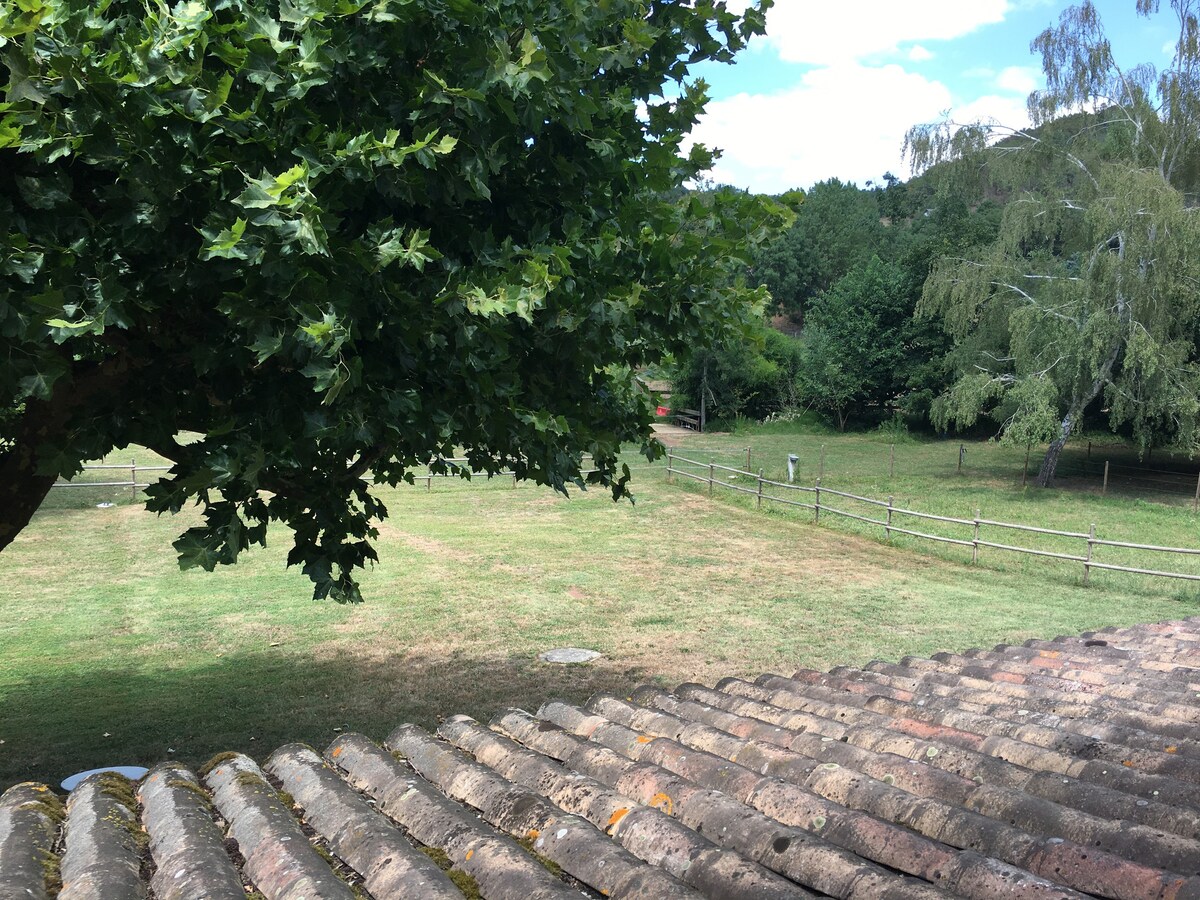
[673,326,803,423]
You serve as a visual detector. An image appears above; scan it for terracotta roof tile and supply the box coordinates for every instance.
[6,618,1200,898]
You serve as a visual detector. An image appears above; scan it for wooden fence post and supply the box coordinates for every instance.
[130,458,137,502]
[708,463,714,497]
[885,496,893,540]
[958,444,964,474]
[1084,524,1096,586]
[889,443,895,479]
[756,468,764,510]
[972,509,981,564]
[814,477,821,524]
[427,473,432,492]
[667,452,673,484]
[1103,460,1110,496]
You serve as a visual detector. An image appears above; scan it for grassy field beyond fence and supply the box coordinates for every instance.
[662,425,1200,595]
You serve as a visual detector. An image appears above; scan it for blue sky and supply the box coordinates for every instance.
[686,1,1179,193]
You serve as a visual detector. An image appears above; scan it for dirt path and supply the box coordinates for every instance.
[649,423,727,447]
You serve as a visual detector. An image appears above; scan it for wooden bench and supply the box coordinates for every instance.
[672,408,703,431]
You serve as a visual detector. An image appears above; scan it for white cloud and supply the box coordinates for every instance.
[689,65,1035,194]
[689,64,950,193]
[995,65,1039,94]
[683,3,1041,193]
[954,94,1033,130]
[763,1,1011,65]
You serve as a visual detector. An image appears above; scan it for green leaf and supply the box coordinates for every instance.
[376,227,442,271]
[174,529,224,572]
[44,315,102,343]
[15,174,69,209]
[249,331,283,363]
[16,369,57,400]
[200,218,249,259]
[4,250,43,282]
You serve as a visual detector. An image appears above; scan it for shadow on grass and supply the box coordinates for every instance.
[0,649,655,789]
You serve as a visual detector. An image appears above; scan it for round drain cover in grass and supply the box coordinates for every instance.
[539,647,602,664]
[62,765,149,792]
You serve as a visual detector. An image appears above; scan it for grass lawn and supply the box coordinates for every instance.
[2,444,1199,789]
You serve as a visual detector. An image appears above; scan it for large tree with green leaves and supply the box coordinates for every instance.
[906,0,1200,485]
[754,177,887,321]
[795,255,913,430]
[0,0,783,600]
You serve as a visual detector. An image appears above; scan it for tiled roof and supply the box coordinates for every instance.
[5,618,1200,898]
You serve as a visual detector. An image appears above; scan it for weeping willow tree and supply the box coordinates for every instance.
[905,0,1200,486]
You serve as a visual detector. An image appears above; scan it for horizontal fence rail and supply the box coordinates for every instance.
[49,456,664,500]
[666,451,1200,588]
[49,459,171,501]
[414,455,662,491]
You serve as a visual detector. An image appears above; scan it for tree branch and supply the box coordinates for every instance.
[346,444,389,481]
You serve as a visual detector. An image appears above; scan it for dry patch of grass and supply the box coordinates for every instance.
[380,525,474,563]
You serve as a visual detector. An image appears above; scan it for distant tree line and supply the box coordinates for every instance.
[675,175,1003,433]
[676,1,1200,486]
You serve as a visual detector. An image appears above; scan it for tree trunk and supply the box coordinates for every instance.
[1034,409,1077,487]
[1033,337,1123,489]
[0,439,59,553]
[0,356,132,553]
[1034,435,1068,487]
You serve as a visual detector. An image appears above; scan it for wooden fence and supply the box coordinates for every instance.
[414,456,660,491]
[49,459,171,501]
[50,456,660,497]
[666,451,1200,587]
[1056,453,1200,509]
